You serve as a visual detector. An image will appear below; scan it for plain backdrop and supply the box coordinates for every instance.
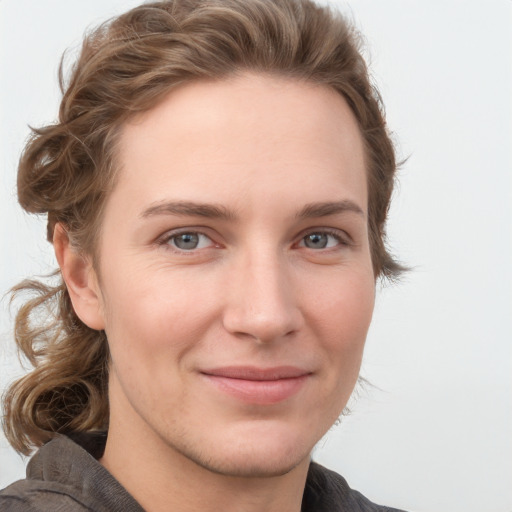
[1,1,511,511]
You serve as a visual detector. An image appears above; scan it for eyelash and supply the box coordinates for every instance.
[156,227,351,253]
[297,229,351,250]
[157,229,217,252]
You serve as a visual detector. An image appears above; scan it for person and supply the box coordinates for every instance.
[0,0,408,510]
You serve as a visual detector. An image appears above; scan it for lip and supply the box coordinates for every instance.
[200,366,311,405]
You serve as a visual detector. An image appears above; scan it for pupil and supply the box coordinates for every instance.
[305,233,327,249]
[175,233,199,250]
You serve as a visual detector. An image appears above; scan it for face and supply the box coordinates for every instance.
[88,73,374,477]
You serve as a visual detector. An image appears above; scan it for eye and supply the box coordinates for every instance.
[166,232,214,251]
[299,231,345,250]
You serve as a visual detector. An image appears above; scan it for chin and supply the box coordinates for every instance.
[166,421,315,478]
[183,445,309,479]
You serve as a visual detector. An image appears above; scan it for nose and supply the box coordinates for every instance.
[222,251,304,343]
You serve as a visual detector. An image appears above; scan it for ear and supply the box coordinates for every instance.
[53,223,106,330]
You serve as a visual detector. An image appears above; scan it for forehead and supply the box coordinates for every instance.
[111,73,367,217]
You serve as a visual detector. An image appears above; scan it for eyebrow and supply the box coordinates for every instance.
[140,199,365,222]
[296,200,365,220]
[140,200,238,221]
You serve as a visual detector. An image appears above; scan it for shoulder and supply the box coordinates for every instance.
[0,478,89,511]
[304,462,408,512]
[0,435,97,511]
[0,433,143,512]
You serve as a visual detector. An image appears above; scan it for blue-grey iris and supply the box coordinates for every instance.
[174,233,199,250]
[304,233,328,249]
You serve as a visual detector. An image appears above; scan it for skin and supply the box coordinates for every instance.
[55,73,375,512]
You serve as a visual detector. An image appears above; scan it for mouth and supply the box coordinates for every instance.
[200,366,312,405]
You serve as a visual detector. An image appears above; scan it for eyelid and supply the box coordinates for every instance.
[153,225,353,252]
[295,227,353,248]
[156,227,219,252]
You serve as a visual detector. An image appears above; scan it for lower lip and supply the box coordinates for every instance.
[203,374,309,405]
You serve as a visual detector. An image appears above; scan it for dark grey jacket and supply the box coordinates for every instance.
[0,433,407,511]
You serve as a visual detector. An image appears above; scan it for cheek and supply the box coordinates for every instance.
[299,269,375,429]
[99,266,210,355]
[311,269,375,363]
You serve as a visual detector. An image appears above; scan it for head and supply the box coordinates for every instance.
[4,0,402,458]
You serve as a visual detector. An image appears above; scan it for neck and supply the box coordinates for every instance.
[101,385,310,512]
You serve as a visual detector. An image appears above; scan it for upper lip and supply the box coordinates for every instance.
[201,366,311,381]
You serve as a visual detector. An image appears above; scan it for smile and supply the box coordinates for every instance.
[201,366,312,405]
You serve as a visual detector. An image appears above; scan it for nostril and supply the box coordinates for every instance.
[222,305,303,344]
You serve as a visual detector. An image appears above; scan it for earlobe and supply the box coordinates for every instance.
[53,223,106,331]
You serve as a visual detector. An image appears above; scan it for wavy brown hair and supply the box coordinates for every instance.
[3,0,403,455]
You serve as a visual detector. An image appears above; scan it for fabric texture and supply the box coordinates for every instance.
[0,433,407,511]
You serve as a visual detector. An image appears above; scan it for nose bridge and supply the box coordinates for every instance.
[222,243,302,342]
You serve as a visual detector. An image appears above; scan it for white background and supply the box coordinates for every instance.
[1,1,511,511]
